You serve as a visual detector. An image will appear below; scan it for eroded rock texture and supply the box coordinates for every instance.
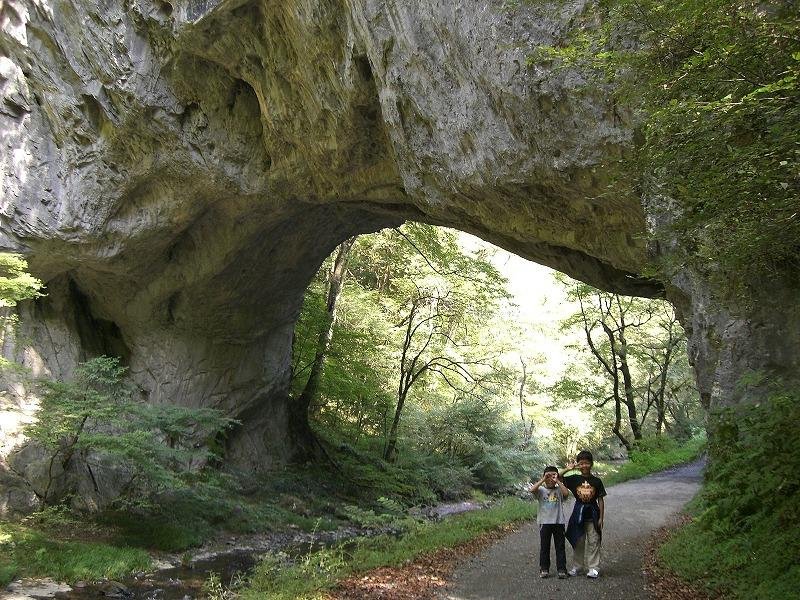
[1,0,792,511]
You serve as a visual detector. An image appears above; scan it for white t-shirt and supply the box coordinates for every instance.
[536,485,566,525]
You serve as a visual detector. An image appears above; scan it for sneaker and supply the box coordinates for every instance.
[539,570,549,578]
[557,571,568,579]
[587,568,599,579]
[567,567,580,576]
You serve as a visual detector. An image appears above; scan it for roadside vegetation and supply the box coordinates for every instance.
[240,435,705,600]
[659,384,799,600]
[0,433,705,592]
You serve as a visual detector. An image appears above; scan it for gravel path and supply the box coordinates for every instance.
[439,459,705,600]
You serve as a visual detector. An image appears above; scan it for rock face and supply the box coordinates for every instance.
[0,0,794,511]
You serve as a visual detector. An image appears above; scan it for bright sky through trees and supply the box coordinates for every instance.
[457,232,578,383]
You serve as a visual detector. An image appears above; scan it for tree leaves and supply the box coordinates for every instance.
[24,357,238,507]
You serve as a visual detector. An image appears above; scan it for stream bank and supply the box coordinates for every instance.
[1,502,485,600]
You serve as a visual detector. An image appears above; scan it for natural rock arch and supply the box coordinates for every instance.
[1,0,794,493]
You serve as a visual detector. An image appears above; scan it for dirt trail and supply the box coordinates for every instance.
[439,459,704,600]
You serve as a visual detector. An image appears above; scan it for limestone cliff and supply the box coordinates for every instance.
[1,0,793,512]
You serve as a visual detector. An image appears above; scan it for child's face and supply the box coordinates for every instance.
[544,471,558,486]
[577,459,592,475]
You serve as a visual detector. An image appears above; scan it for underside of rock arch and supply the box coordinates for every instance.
[2,0,793,489]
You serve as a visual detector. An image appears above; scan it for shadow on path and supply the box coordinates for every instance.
[439,459,705,600]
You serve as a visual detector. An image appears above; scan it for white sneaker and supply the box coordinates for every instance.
[587,568,599,578]
[568,567,580,576]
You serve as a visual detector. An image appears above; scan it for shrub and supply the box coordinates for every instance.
[23,356,237,509]
[660,383,800,599]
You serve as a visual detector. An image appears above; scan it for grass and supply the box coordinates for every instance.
[102,512,214,552]
[99,476,342,552]
[658,505,800,600]
[241,497,535,600]
[0,435,706,592]
[0,521,150,587]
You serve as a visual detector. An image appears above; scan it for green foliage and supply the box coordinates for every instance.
[104,510,212,552]
[338,497,410,530]
[0,253,44,367]
[293,223,526,492]
[0,564,15,588]
[552,275,701,447]
[0,253,43,308]
[24,356,237,508]
[531,1,800,299]
[600,434,706,486]
[623,0,800,294]
[545,419,606,465]
[659,384,800,599]
[203,572,238,600]
[0,520,150,585]
[403,396,538,494]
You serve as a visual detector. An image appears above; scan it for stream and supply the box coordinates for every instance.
[3,501,485,600]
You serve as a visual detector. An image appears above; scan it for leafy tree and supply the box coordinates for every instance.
[385,283,509,461]
[618,0,800,295]
[377,226,511,461]
[0,253,43,308]
[399,393,540,496]
[293,224,514,464]
[634,304,694,435]
[528,0,800,299]
[291,249,396,448]
[290,237,357,460]
[24,356,237,508]
[0,253,44,364]
[553,276,697,450]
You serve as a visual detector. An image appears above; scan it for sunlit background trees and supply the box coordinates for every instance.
[290,224,704,495]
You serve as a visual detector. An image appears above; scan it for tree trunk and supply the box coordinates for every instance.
[617,329,642,442]
[383,388,407,462]
[598,318,632,451]
[289,236,356,461]
[655,344,673,435]
[384,295,424,462]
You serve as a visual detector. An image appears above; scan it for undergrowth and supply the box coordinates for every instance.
[0,434,705,590]
[659,385,800,600]
[0,518,150,587]
[600,434,706,486]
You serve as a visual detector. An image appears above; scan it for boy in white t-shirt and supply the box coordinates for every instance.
[531,465,570,578]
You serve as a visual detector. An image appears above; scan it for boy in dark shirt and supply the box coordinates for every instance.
[560,450,607,579]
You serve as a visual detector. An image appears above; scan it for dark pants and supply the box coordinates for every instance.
[539,523,567,572]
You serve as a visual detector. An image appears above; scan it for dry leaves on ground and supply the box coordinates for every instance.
[327,513,720,600]
[324,523,520,600]
[642,514,721,600]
